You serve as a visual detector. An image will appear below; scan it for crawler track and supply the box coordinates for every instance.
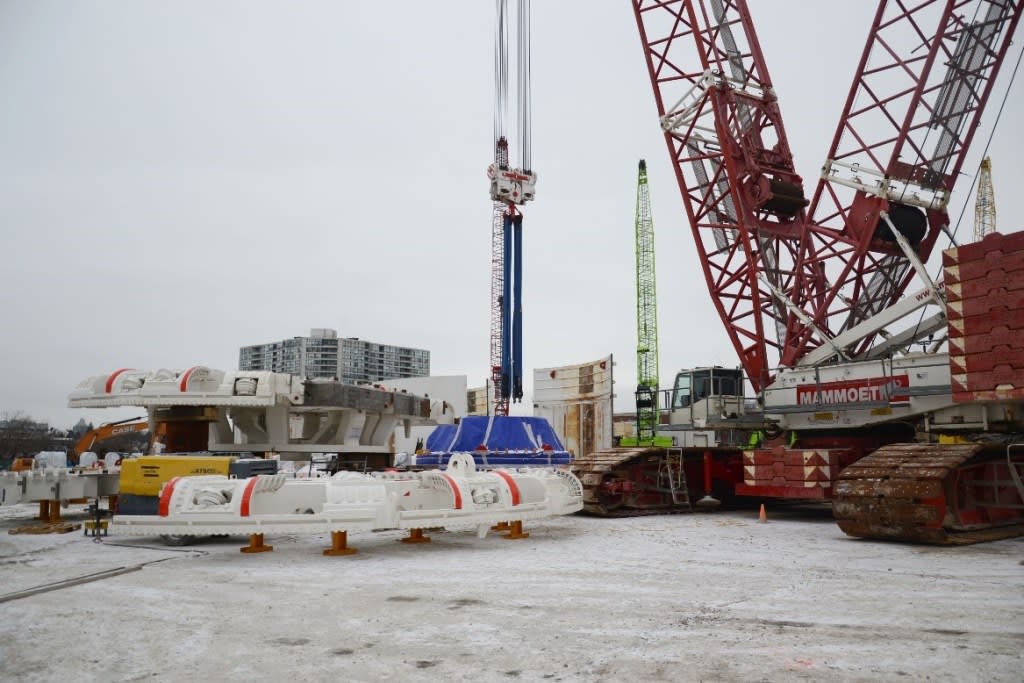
[833,443,1024,545]
[570,447,693,516]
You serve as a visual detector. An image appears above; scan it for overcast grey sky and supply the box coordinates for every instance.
[2,1,1022,429]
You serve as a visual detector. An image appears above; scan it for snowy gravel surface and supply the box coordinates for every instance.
[1,502,1022,682]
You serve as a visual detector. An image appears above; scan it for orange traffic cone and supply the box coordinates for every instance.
[758,503,767,523]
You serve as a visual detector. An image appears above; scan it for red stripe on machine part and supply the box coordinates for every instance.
[105,368,132,393]
[239,477,260,517]
[158,477,181,517]
[439,473,462,510]
[178,366,198,392]
[494,470,521,506]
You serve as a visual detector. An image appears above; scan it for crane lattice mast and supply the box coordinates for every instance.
[634,160,661,443]
[974,157,996,242]
[487,0,535,416]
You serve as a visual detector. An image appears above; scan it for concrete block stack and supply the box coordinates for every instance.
[943,231,1024,402]
[742,447,856,493]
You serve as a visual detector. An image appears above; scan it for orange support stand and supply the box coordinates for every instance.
[323,530,358,556]
[491,521,511,532]
[503,520,529,540]
[400,528,431,544]
[241,533,273,553]
[36,500,62,522]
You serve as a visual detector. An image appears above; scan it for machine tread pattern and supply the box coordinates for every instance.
[833,443,1024,545]
[570,447,692,517]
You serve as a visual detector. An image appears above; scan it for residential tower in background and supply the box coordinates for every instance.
[239,328,429,385]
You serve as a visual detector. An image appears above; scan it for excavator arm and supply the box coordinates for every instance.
[73,417,149,459]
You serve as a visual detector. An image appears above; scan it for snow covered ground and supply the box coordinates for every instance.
[1,501,1021,682]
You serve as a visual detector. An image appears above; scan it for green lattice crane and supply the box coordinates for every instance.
[624,160,670,447]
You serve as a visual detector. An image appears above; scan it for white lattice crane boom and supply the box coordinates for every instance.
[974,156,996,242]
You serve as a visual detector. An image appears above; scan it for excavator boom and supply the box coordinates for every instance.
[73,417,149,458]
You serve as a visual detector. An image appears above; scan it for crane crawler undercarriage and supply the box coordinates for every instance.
[573,446,742,517]
[575,447,687,516]
[573,438,1024,543]
[834,443,1024,544]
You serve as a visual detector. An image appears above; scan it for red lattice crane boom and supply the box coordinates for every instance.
[631,0,1022,391]
[808,0,1022,359]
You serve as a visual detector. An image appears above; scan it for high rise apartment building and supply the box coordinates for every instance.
[239,328,429,384]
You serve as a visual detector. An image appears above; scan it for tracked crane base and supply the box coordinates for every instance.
[834,443,1024,545]
[571,447,694,516]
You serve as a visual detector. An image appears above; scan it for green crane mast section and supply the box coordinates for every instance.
[631,159,669,446]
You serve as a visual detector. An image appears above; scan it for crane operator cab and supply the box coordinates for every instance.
[664,367,747,446]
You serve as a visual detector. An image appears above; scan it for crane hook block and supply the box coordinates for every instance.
[488,164,537,205]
